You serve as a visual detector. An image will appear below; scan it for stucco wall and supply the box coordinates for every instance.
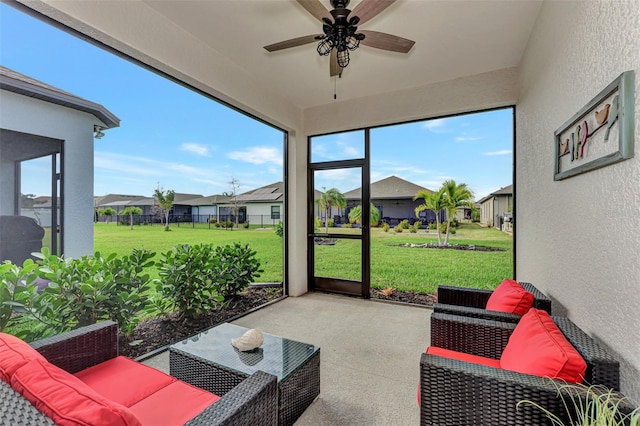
[516,0,640,400]
[0,90,98,259]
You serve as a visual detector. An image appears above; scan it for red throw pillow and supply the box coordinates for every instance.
[11,358,141,426]
[485,279,535,315]
[500,309,586,383]
[0,332,46,382]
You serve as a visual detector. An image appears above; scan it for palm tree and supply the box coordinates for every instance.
[121,206,143,230]
[348,203,381,227]
[316,187,346,233]
[441,180,475,245]
[98,207,116,224]
[414,189,447,246]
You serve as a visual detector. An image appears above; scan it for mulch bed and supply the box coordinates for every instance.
[120,287,283,359]
[120,286,436,359]
[397,243,505,252]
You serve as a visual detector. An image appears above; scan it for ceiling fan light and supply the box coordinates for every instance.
[346,35,360,50]
[322,17,333,26]
[317,38,333,56]
[337,49,350,68]
[348,16,360,26]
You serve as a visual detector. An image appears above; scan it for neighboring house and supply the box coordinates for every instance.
[343,175,443,225]
[217,182,283,225]
[180,195,228,223]
[478,185,513,229]
[0,65,119,260]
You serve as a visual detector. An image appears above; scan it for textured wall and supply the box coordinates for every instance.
[517,1,640,400]
[0,91,97,259]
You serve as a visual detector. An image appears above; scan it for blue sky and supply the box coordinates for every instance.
[1,4,512,200]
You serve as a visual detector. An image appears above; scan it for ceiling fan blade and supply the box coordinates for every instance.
[264,34,322,52]
[350,0,396,25]
[330,50,342,77]
[359,30,415,53]
[296,0,331,22]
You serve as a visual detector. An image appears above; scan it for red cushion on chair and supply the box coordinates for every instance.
[130,380,220,425]
[0,332,46,382]
[74,356,176,407]
[485,279,535,315]
[500,309,586,383]
[11,358,141,426]
[426,346,502,369]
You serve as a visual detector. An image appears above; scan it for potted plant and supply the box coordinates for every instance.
[517,382,640,426]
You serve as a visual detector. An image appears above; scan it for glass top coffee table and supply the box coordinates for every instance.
[169,323,320,426]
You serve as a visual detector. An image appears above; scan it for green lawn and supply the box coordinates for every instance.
[94,222,512,294]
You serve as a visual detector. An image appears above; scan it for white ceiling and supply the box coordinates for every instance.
[137,0,542,109]
[16,0,542,113]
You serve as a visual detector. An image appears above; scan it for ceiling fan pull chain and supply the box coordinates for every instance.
[334,76,337,100]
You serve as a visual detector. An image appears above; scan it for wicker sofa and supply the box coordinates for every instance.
[0,321,278,426]
[420,312,627,425]
[434,281,553,323]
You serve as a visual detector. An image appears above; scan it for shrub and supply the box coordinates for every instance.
[413,221,422,232]
[208,217,217,224]
[399,219,410,229]
[315,216,322,229]
[382,222,390,232]
[275,221,284,238]
[211,243,263,299]
[155,243,223,320]
[32,248,155,338]
[428,222,437,230]
[0,260,40,333]
[409,226,417,233]
[341,223,352,228]
[394,225,403,233]
[242,222,250,229]
[327,218,334,228]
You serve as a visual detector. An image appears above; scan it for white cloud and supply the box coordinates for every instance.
[455,136,482,142]
[423,118,449,132]
[228,146,282,166]
[180,143,209,156]
[483,150,512,156]
[95,151,212,179]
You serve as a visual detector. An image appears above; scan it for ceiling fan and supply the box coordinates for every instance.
[264,0,415,76]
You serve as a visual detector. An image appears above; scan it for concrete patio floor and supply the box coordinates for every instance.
[143,292,431,425]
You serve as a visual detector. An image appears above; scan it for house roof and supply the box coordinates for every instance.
[343,176,432,200]
[478,184,513,203]
[95,194,146,207]
[233,182,283,203]
[0,65,120,129]
[178,195,230,206]
[173,193,204,203]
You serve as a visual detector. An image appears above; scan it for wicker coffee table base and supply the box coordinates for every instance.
[171,348,320,426]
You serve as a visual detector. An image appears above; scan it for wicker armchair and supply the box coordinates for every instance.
[420,313,625,425]
[434,281,552,323]
[1,321,278,426]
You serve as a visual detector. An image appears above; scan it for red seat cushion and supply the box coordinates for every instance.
[500,308,587,383]
[74,356,175,407]
[11,358,141,426]
[0,332,46,382]
[485,279,535,315]
[130,380,220,425]
[426,346,502,369]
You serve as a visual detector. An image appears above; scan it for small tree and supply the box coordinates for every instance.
[121,206,143,230]
[223,178,241,230]
[348,203,381,227]
[414,189,446,246]
[316,187,346,233]
[98,207,116,224]
[153,185,175,231]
